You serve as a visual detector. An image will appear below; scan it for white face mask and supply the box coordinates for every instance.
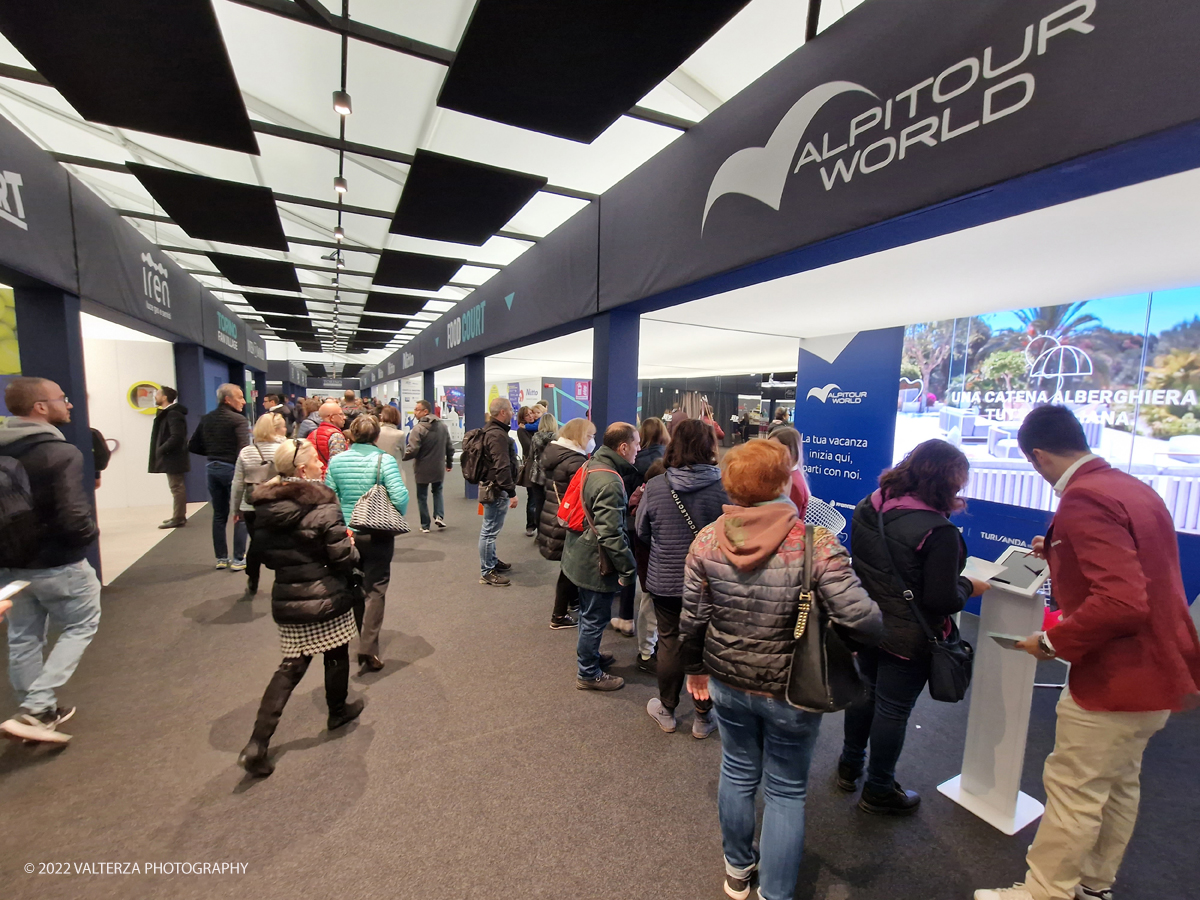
[584,437,596,454]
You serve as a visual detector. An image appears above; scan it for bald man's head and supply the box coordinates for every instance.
[319,401,346,425]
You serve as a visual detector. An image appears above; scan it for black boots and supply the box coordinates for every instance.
[239,656,309,778]
[858,781,922,816]
[836,758,863,793]
[327,698,365,731]
[324,648,363,729]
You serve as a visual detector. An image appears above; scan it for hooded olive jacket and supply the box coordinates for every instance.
[560,446,638,593]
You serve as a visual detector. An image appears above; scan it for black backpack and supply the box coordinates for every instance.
[0,452,39,567]
[459,428,486,485]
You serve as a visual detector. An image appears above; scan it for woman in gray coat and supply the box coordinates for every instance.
[680,439,882,900]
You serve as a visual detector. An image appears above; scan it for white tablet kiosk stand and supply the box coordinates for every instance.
[938,546,1051,835]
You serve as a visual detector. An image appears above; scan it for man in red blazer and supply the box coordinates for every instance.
[976,406,1200,900]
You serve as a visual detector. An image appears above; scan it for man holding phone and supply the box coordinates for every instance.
[0,377,101,744]
[976,406,1200,900]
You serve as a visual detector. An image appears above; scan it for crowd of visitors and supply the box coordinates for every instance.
[2,376,1197,900]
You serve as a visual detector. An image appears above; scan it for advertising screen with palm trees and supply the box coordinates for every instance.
[896,288,1200,532]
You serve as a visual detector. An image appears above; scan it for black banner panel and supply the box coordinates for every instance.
[598,0,1200,309]
[0,113,78,292]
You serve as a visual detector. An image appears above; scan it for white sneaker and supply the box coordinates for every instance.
[610,618,635,636]
[1,711,72,744]
[975,887,1034,900]
[1076,887,1113,900]
[434,517,446,529]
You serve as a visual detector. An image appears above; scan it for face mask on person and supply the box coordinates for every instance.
[585,437,596,454]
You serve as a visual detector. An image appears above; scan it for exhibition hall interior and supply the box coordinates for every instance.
[0,2,1198,900]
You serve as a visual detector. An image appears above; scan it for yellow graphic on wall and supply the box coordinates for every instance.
[128,381,161,415]
[0,286,18,375]
[487,383,501,406]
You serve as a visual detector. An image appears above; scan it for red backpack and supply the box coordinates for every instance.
[557,462,619,532]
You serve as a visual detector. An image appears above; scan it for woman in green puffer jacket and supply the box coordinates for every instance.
[325,415,409,673]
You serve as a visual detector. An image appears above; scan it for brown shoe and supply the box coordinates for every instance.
[576,672,625,691]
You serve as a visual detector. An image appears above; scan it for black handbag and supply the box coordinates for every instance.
[875,507,974,702]
[785,525,868,712]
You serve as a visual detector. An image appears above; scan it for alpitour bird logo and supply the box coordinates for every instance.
[806,383,840,403]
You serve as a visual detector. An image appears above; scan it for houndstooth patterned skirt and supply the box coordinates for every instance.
[278,609,357,658]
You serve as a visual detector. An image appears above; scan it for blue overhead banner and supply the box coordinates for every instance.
[795,327,904,538]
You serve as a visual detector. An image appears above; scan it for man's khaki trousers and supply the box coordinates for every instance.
[1025,688,1169,900]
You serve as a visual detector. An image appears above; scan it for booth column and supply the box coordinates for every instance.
[13,288,99,572]
[591,310,640,434]
[173,344,207,503]
[423,369,436,406]
[464,354,485,500]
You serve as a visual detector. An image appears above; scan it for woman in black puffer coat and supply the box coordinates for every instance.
[238,438,363,778]
[536,417,595,629]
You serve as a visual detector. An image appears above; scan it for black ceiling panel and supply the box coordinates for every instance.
[372,250,464,291]
[341,364,365,378]
[437,0,750,142]
[305,363,328,378]
[129,164,288,251]
[0,1,258,154]
[208,252,300,292]
[363,293,430,317]
[357,314,412,332]
[242,293,309,316]
[390,150,546,246]
[295,342,322,354]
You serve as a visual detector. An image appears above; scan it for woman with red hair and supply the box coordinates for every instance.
[680,439,881,900]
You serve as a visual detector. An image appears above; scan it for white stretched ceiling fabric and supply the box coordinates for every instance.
[0,1,884,365]
[647,166,1200,341]
[81,312,169,343]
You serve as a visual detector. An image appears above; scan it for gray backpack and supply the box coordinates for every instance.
[242,442,277,504]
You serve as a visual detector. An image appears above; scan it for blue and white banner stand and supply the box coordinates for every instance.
[939,546,1050,835]
[795,327,904,546]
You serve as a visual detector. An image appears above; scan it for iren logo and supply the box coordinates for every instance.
[140,252,172,320]
[0,170,27,231]
[703,0,1096,232]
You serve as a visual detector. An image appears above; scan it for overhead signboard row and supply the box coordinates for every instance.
[0,113,268,370]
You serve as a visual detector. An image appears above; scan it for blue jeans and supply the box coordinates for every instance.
[3,561,102,714]
[478,494,509,575]
[207,460,247,561]
[576,587,615,679]
[709,677,822,900]
[416,481,444,529]
[840,646,931,793]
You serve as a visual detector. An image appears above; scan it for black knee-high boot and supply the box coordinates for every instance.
[324,643,363,730]
[240,656,311,776]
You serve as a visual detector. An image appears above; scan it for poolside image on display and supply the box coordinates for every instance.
[894,289,1200,533]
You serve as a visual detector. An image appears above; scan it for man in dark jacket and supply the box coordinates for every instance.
[563,422,640,691]
[478,397,520,586]
[188,383,249,569]
[403,399,454,533]
[0,377,101,744]
[149,386,190,528]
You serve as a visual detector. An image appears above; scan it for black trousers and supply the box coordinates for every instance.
[652,594,712,713]
[249,643,350,745]
[352,531,394,658]
[242,510,263,590]
[552,568,578,619]
[527,483,546,530]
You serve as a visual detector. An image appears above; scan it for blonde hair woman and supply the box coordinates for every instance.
[238,439,362,778]
[537,417,596,628]
[231,412,288,597]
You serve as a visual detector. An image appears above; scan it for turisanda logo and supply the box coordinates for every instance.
[702,0,1096,232]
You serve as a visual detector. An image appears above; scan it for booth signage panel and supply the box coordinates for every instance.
[385,201,600,377]
[288,360,308,388]
[201,291,263,364]
[796,327,903,538]
[0,113,77,293]
[244,328,267,371]
[598,0,1200,308]
[72,178,204,344]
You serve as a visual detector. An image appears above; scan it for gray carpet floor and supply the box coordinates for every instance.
[2,467,1197,900]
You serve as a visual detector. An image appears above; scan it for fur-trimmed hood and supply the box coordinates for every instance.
[251,477,339,529]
